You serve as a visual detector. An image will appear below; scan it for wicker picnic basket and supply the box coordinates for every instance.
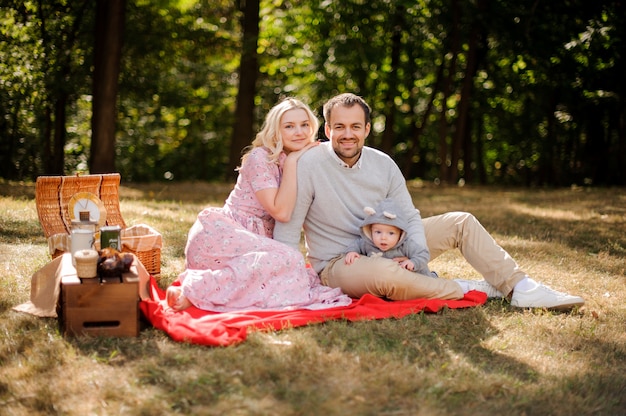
[35,173,162,276]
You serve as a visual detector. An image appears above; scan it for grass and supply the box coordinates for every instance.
[1,179,625,415]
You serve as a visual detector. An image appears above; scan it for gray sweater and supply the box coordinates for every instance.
[273,143,431,274]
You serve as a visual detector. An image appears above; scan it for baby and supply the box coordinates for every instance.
[344,198,434,276]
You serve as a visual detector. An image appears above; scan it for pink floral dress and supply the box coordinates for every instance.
[178,146,352,312]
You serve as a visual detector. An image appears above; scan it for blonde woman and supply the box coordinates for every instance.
[166,98,351,312]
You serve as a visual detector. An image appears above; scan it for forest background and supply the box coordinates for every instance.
[0,0,625,187]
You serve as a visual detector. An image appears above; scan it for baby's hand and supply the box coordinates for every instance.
[400,259,415,271]
[345,252,360,265]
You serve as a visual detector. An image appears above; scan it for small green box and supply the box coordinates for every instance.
[100,225,122,250]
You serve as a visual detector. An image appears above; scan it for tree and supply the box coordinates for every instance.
[1,0,624,186]
[40,1,91,175]
[0,1,92,178]
[447,0,486,183]
[90,0,125,173]
[227,0,260,180]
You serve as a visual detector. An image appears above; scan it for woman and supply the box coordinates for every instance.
[166,98,352,312]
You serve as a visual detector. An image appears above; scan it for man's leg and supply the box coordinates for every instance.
[422,211,584,310]
[422,211,526,296]
[321,255,464,300]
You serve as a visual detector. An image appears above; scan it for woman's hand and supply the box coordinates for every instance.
[258,141,320,223]
[285,141,320,163]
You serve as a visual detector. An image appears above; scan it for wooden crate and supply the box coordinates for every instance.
[59,273,140,337]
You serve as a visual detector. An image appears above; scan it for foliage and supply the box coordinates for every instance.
[114,0,241,182]
[0,0,624,185]
[0,0,94,178]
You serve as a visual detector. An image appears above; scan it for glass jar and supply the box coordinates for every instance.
[70,220,97,266]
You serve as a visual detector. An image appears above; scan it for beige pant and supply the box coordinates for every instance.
[320,212,526,300]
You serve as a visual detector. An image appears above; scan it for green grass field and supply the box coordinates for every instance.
[1,180,625,415]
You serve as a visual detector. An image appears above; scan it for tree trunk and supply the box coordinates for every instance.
[227,0,260,180]
[462,112,472,183]
[585,105,608,185]
[448,27,479,183]
[437,0,460,183]
[42,106,54,174]
[52,95,67,174]
[1,102,22,179]
[448,0,485,183]
[617,103,626,185]
[474,115,487,184]
[379,7,404,155]
[90,0,125,174]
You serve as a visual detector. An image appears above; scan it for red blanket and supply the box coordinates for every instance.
[140,276,487,347]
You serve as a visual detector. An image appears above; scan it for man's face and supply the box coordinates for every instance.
[325,104,371,167]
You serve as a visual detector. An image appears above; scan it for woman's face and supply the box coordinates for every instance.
[279,109,313,153]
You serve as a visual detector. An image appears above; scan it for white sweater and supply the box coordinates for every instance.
[273,142,430,274]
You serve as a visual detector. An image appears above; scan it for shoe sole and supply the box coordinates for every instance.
[511,301,584,311]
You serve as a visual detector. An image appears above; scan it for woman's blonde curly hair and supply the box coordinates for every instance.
[240,97,319,167]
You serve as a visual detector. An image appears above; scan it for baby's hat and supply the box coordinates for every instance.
[360,198,409,240]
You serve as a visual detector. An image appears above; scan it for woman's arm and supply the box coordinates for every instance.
[256,142,318,222]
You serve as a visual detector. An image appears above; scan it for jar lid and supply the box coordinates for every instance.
[74,249,99,262]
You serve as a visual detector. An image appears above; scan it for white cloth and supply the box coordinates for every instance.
[46,224,162,255]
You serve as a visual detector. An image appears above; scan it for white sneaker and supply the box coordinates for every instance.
[511,285,584,310]
[455,279,504,298]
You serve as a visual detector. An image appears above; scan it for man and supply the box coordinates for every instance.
[274,93,584,310]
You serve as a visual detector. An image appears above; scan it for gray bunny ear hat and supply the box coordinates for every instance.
[360,198,409,243]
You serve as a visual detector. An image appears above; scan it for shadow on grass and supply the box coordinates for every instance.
[0,181,36,199]
[5,297,625,414]
[0,218,44,242]
[488,207,626,258]
[120,181,234,204]
[415,186,626,261]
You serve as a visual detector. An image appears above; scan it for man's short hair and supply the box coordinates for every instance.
[323,93,371,124]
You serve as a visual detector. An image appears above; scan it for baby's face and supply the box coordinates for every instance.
[370,223,402,251]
